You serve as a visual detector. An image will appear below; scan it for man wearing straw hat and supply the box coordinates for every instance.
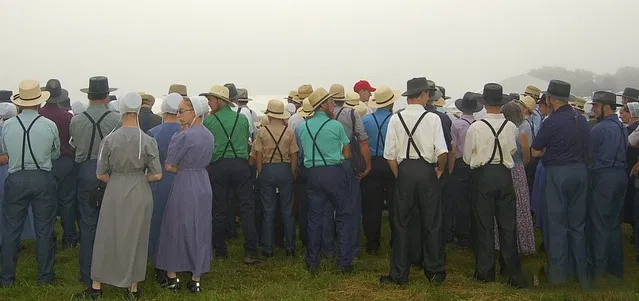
[524,85,544,128]
[168,84,188,98]
[254,99,299,257]
[70,76,120,286]
[39,79,78,249]
[0,80,60,287]
[298,87,353,273]
[203,85,261,264]
[361,86,399,255]
[380,77,448,286]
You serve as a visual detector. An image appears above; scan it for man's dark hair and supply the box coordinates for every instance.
[88,93,108,101]
[407,90,424,100]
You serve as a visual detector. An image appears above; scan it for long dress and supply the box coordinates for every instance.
[155,125,214,278]
[147,122,181,264]
[91,127,161,288]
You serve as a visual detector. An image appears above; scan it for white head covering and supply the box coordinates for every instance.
[118,92,142,115]
[628,102,639,118]
[161,93,182,114]
[285,103,296,115]
[190,96,210,117]
[71,101,87,116]
[0,103,18,120]
[108,100,120,113]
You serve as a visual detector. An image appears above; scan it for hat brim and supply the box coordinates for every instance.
[266,111,291,119]
[12,91,50,107]
[369,93,399,109]
[454,98,483,113]
[617,94,639,101]
[477,95,510,106]
[204,92,230,102]
[541,91,573,102]
[80,88,117,93]
[429,89,443,102]
[46,89,69,104]
[238,98,253,102]
[311,93,338,111]
[401,88,424,97]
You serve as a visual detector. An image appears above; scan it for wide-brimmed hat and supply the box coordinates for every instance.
[571,96,587,112]
[344,92,361,107]
[237,88,253,102]
[12,80,50,107]
[455,92,483,113]
[437,86,451,100]
[0,90,12,103]
[284,90,299,103]
[265,99,291,119]
[168,84,188,97]
[224,83,239,101]
[307,87,337,111]
[41,79,68,104]
[524,85,541,100]
[542,80,572,101]
[370,86,399,109]
[402,77,429,97]
[588,91,618,106]
[139,93,155,107]
[80,76,117,94]
[509,93,520,101]
[427,80,443,101]
[329,84,346,101]
[297,98,315,118]
[296,84,313,101]
[618,87,639,102]
[204,85,230,102]
[479,83,510,106]
[516,95,536,113]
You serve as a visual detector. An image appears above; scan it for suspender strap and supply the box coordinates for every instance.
[371,113,392,157]
[306,119,331,167]
[264,125,288,163]
[335,107,345,120]
[480,119,508,165]
[83,111,112,163]
[213,112,241,158]
[15,115,43,170]
[397,111,429,161]
[461,118,472,125]
[607,118,627,168]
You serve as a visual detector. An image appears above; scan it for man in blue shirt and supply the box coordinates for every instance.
[361,86,397,254]
[588,91,627,280]
[531,80,590,290]
[0,80,60,287]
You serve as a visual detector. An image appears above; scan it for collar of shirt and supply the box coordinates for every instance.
[603,114,621,123]
[460,114,474,120]
[19,109,39,118]
[405,104,426,112]
[312,111,330,120]
[483,113,503,119]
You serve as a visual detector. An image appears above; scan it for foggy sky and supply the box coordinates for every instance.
[1,0,637,102]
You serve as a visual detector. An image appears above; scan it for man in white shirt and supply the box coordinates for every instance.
[380,77,448,286]
[463,83,526,288]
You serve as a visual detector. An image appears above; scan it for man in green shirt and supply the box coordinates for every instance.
[203,85,260,264]
[297,87,354,274]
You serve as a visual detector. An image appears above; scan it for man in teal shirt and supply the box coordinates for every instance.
[297,87,353,274]
[0,80,60,287]
[202,85,260,264]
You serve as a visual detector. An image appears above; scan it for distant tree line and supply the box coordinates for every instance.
[528,66,639,97]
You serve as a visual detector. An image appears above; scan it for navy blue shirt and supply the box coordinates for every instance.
[425,105,453,151]
[590,114,627,171]
[531,105,590,166]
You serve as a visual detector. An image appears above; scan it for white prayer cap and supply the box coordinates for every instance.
[285,103,296,115]
[118,92,142,115]
[190,96,210,117]
[161,93,182,114]
[0,103,17,119]
[71,101,87,116]
[628,102,639,118]
[108,100,120,113]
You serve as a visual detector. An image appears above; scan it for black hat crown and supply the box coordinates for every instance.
[545,80,571,101]
[43,79,62,98]
[81,76,117,94]
[401,77,429,97]
[0,90,12,102]
[592,91,617,105]
[621,87,639,101]
[224,83,239,100]
[481,83,506,105]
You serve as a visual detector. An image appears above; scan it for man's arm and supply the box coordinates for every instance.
[448,146,456,173]
[342,145,352,160]
[437,153,447,178]
[0,154,8,165]
[387,159,398,178]
[357,139,371,180]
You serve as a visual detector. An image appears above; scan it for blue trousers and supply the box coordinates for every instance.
[542,163,589,289]
[306,165,353,268]
[52,155,78,244]
[260,163,295,253]
[588,168,626,279]
[1,170,57,286]
[77,160,101,286]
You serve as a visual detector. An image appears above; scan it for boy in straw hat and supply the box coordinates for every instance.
[70,76,121,286]
[361,86,398,254]
[253,99,299,257]
[202,85,261,264]
[0,80,61,287]
[297,87,354,273]
[344,92,367,118]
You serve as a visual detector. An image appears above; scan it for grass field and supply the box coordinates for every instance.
[1,218,639,301]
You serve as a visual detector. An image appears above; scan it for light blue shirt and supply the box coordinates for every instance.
[1,109,61,174]
[362,108,392,157]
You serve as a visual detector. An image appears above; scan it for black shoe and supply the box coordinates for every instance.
[126,288,142,300]
[366,248,380,255]
[379,275,407,286]
[62,241,78,249]
[306,263,319,274]
[429,274,446,286]
[507,277,529,289]
[244,254,263,265]
[286,250,295,257]
[262,251,274,259]
[338,265,354,274]
[75,287,102,300]
[155,269,168,286]
[187,280,202,293]
[164,277,180,291]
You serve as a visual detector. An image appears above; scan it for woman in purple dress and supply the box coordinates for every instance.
[155,96,214,293]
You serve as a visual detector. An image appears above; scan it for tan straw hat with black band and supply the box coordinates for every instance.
[307,88,337,111]
[369,86,399,108]
[265,99,291,119]
[12,80,50,107]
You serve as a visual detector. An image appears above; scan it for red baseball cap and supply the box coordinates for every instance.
[353,80,376,92]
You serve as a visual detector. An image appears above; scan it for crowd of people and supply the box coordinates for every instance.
[0,75,638,299]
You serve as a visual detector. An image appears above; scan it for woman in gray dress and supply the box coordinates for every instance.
[155,96,214,293]
[76,92,162,300]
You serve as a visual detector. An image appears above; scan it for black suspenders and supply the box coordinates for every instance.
[213,112,241,158]
[479,119,508,165]
[371,113,392,157]
[15,115,43,170]
[83,111,112,163]
[335,107,345,120]
[606,118,627,168]
[264,125,289,163]
[461,118,472,125]
[397,111,429,161]
[306,119,331,167]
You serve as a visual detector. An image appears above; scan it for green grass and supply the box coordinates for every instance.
[2,218,639,300]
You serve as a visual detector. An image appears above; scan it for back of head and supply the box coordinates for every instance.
[501,101,523,126]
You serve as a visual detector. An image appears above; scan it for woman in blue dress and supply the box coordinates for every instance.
[146,93,182,285]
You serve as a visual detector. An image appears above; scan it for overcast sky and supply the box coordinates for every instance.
[1,0,637,102]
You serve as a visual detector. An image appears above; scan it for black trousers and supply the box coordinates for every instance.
[449,158,472,245]
[471,164,522,282]
[389,159,445,282]
[361,157,395,251]
[296,166,309,245]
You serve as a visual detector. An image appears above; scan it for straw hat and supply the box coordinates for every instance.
[285,90,299,102]
[265,99,290,119]
[516,95,537,113]
[329,84,346,101]
[296,84,313,101]
[139,93,156,107]
[433,97,446,107]
[237,88,253,102]
[297,98,315,118]
[12,80,50,107]
[344,92,360,107]
[570,96,586,112]
[168,84,188,97]
[307,88,337,111]
[370,86,399,109]
[524,85,541,100]
[205,85,230,102]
